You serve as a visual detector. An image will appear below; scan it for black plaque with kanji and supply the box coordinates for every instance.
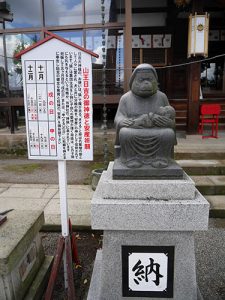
[122,245,174,298]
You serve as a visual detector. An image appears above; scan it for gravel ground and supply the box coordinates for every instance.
[195,218,225,300]
[41,231,103,300]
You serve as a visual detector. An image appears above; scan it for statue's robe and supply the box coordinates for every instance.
[114,90,176,165]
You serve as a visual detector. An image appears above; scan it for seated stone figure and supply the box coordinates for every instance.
[114,64,176,170]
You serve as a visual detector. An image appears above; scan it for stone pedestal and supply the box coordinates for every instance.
[88,162,209,300]
[0,210,51,300]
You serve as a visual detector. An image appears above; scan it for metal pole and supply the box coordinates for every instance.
[58,160,69,236]
[57,160,69,288]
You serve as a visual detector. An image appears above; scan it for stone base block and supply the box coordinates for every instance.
[92,189,209,231]
[90,162,209,299]
[88,232,204,300]
[0,210,45,300]
[97,162,196,200]
[113,158,183,179]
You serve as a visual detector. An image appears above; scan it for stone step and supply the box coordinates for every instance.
[175,134,225,160]
[177,160,225,175]
[205,195,225,218]
[191,175,225,195]
[175,151,225,160]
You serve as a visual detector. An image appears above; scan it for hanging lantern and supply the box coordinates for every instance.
[188,13,209,58]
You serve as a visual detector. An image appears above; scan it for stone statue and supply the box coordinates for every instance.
[113,64,182,179]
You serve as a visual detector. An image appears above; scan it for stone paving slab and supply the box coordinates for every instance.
[0,185,58,199]
[0,183,11,188]
[209,176,225,185]
[192,176,225,186]
[10,184,49,188]
[0,187,46,198]
[41,188,58,199]
[0,198,50,212]
[191,176,215,186]
[44,214,91,228]
[191,176,225,195]
[0,187,8,194]
[177,160,225,175]
[44,198,91,215]
[205,195,225,209]
[53,185,93,199]
[177,160,225,167]
[0,184,93,228]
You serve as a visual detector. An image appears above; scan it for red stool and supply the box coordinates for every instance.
[198,104,221,138]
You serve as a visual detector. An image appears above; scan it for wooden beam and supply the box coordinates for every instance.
[116,7,168,14]
[191,0,204,13]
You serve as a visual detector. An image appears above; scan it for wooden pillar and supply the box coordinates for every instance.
[124,0,132,92]
[187,62,201,133]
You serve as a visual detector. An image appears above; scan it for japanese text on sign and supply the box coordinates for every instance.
[23,49,93,160]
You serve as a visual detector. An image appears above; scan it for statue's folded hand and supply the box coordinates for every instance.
[152,115,174,128]
[120,118,134,127]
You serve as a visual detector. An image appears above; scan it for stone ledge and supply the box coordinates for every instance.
[24,255,53,300]
[97,162,195,200]
[91,189,209,231]
[0,210,44,274]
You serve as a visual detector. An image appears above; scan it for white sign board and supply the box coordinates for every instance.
[21,38,93,160]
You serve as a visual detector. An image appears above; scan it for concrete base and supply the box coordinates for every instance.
[88,250,204,300]
[0,210,45,300]
[113,158,183,179]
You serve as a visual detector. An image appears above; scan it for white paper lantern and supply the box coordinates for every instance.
[188,13,209,58]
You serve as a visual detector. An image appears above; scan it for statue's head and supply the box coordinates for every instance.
[129,64,158,98]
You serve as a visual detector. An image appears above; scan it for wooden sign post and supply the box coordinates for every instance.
[15,31,98,298]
